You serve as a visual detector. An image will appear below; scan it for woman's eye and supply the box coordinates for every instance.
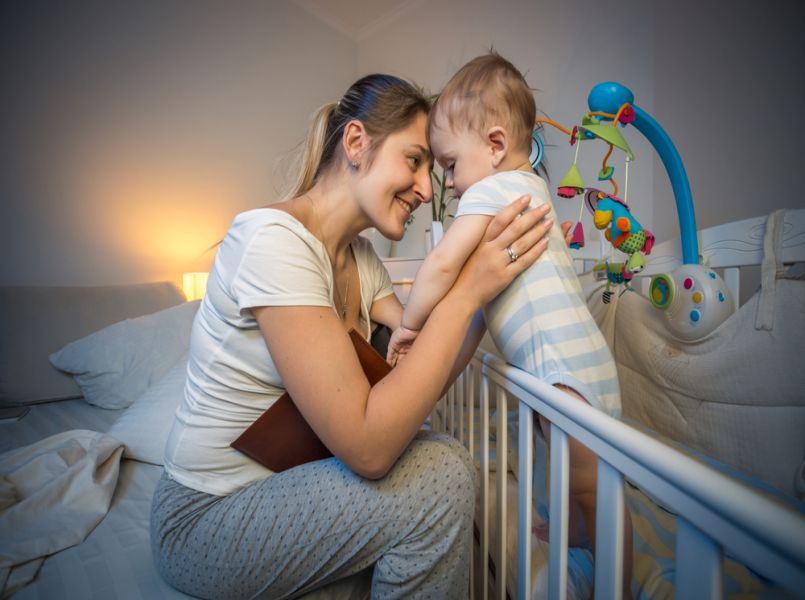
[408,156,421,169]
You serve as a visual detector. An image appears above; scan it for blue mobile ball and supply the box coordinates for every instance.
[588,82,635,115]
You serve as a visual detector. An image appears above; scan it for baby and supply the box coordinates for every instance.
[388,52,631,591]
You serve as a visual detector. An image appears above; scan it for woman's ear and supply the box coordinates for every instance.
[343,120,368,168]
[487,126,508,168]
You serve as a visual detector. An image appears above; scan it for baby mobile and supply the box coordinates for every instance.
[534,102,654,303]
[528,82,734,342]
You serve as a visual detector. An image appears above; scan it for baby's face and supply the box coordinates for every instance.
[429,113,496,199]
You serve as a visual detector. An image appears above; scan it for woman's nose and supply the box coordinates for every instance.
[415,168,433,204]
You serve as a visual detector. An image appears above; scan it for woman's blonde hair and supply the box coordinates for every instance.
[285,74,430,199]
[432,52,536,156]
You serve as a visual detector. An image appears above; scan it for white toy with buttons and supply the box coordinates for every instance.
[649,264,734,341]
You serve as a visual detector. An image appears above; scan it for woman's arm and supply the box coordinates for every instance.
[368,292,403,331]
[401,214,492,331]
[254,199,552,479]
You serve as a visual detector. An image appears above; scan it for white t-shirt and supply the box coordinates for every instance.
[164,209,394,496]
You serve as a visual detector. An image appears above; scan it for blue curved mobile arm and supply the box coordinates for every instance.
[588,82,698,265]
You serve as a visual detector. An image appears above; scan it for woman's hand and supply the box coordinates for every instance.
[451,195,554,307]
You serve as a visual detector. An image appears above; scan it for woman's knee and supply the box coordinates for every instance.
[402,432,476,512]
[417,430,475,479]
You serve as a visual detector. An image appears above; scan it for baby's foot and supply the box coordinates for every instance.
[531,520,590,547]
[532,521,549,542]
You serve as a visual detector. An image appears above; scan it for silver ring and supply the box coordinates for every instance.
[506,245,518,262]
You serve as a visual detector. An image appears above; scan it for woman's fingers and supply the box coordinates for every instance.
[507,233,549,277]
[483,196,541,242]
[485,200,551,253]
[504,215,553,267]
[452,195,555,309]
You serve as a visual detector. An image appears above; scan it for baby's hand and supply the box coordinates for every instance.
[386,326,420,367]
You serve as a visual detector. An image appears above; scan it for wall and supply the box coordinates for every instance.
[652,0,805,243]
[0,0,356,287]
[2,0,802,286]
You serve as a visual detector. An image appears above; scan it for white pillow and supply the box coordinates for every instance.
[108,354,188,465]
[49,300,199,409]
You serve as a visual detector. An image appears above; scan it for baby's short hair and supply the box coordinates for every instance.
[432,52,536,155]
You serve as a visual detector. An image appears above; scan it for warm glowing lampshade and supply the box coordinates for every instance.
[183,272,209,301]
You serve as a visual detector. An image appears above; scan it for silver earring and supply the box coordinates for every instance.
[350,159,359,170]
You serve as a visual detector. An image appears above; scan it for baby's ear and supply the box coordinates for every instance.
[487,126,508,168]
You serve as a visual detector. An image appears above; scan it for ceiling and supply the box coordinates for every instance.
[290,0,423,41]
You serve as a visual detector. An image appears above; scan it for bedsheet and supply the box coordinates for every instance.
[0,430,124,597]
[3,400,375,600]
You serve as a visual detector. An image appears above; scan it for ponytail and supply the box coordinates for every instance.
[283,102,337,200]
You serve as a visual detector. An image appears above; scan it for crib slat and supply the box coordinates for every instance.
[447,387,454,437]
[451,387,457,438]
[496,386,508,600]
[480,369,491,600]
[675,518,723,600]
[517,404,534,600]
[595,460,624,600]
[458,372,465,445]
[549,423,569,600]
[467,366,475,463]
[462,369,474,598]
[431,395,441,432]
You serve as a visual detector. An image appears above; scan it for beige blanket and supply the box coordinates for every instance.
[0,429,123,598]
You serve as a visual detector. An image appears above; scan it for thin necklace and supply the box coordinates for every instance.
[307,195,350,320]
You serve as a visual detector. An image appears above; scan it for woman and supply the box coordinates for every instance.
[151,73,556,599]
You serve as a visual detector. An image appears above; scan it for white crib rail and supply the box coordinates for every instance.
[435,351,805,600]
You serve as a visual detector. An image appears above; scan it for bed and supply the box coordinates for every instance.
[0,284,372,600]
[1,210,803,600]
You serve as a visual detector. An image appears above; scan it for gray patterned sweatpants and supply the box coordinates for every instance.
[151,431,476,599]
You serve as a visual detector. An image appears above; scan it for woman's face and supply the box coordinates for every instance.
[357,112,432,241]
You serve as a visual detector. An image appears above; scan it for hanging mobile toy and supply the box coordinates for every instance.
[534,119,587,248]
[538,102,636,250]
[593,261,636,304]
[584,189,654,276]
[534,83,734,340]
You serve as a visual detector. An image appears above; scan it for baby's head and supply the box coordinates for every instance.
[430,52,535,197]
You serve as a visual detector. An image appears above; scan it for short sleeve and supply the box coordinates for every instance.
[454,175,511,217]
[455,172,553,219]
[231,223,331,312]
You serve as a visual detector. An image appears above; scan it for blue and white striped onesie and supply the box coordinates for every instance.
[456,170,621,416]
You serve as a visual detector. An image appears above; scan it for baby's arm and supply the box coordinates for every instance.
[387,215,492,365]
[402,215,493,330]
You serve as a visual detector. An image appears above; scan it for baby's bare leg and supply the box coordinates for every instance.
[537,385,633,599]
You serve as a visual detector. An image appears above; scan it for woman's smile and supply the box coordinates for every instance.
[394,195,417,215]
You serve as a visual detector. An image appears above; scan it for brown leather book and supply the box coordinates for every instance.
[230,329,391,472]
